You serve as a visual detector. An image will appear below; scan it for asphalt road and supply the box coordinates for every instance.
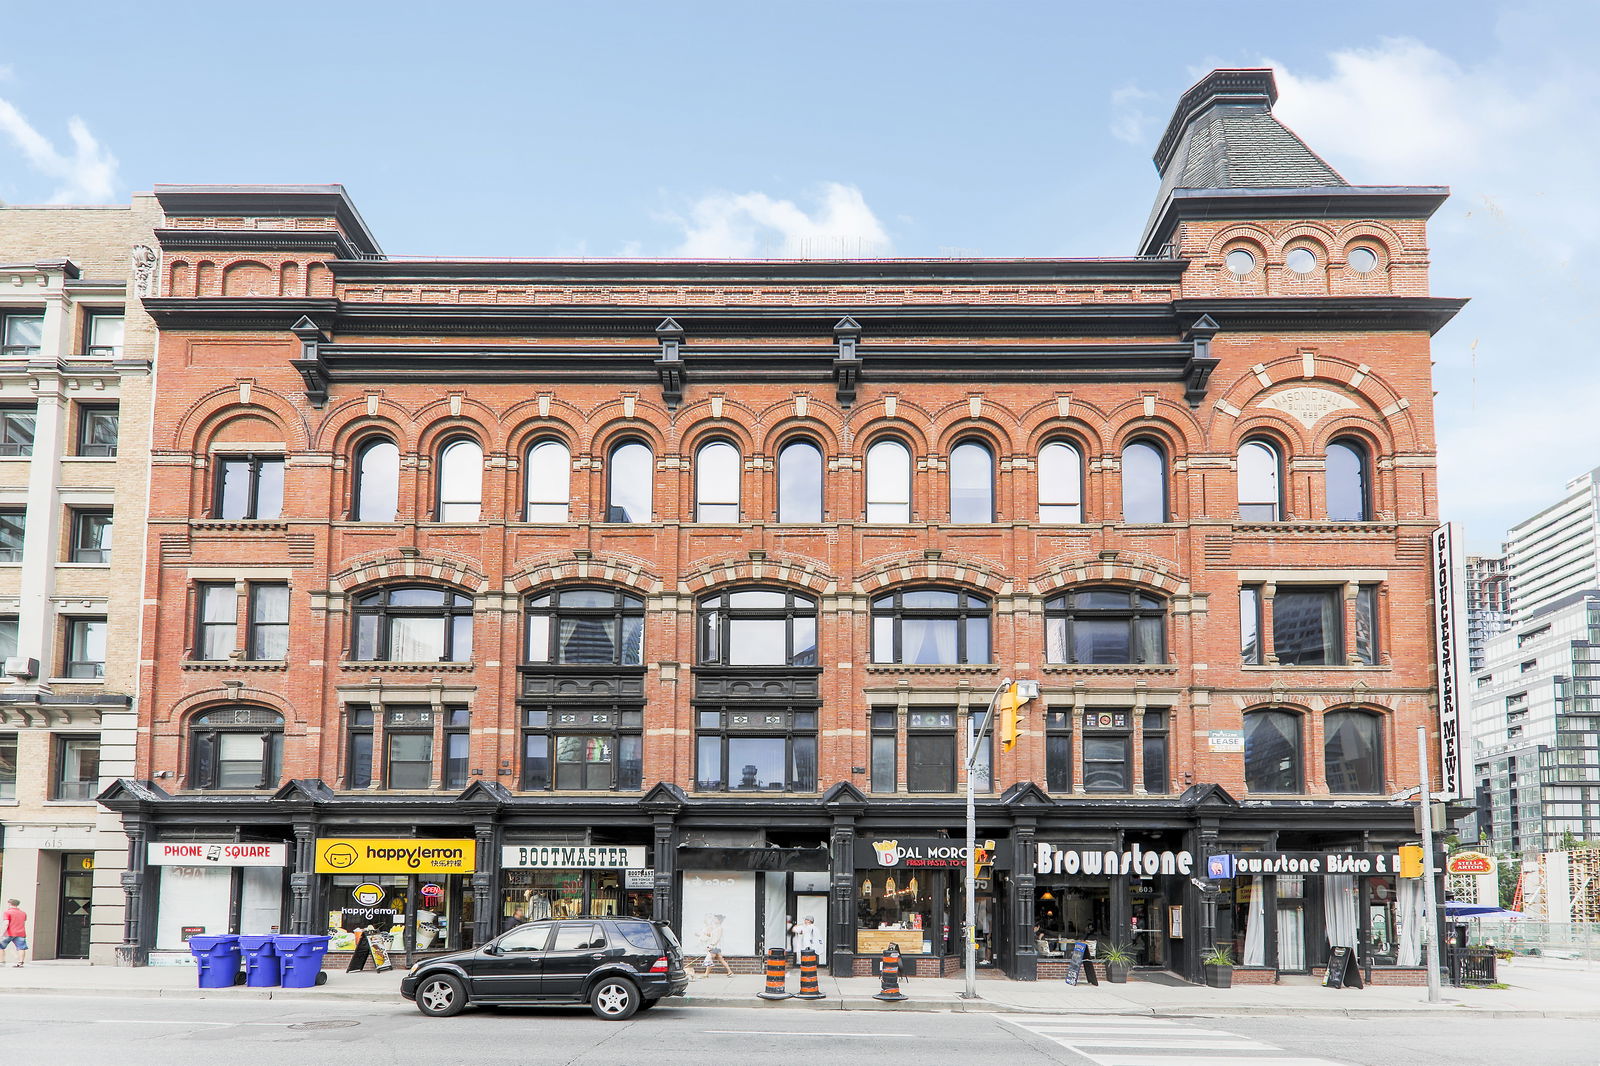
[0,994,1596,1066]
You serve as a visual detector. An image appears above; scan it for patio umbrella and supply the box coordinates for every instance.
[1444,901,1523,919]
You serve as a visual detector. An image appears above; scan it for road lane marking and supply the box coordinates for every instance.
[90,1020,285,1026]
[702,1030,917,1038]
[1000,1015,1351,1066]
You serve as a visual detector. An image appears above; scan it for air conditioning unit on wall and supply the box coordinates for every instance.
[4,656,39,679]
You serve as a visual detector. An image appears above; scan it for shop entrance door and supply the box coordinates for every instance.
[1129,892,1167,968]
[795,893,829,963]
[57,853,94,959]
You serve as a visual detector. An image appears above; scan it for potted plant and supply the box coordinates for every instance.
[1201,944,1235,988]
[1098,942,1134,983]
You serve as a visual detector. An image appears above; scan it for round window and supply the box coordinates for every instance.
[1225,249,1256,278]
[1347,246,1379,273]
[1286,248,1317,274]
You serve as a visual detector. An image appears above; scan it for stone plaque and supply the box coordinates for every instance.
[1257,386,1357,428]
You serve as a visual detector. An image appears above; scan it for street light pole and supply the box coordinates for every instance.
[964,678,1008,1001]
[1417,725,1442,1004]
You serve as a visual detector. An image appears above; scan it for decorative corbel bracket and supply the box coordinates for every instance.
[289,315,330,407]
[832,315,862,407]
[654,317,685,408]
[1182,314,1221,408]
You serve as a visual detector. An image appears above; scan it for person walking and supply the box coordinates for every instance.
[1,899,27,968]
[694,914,732,977]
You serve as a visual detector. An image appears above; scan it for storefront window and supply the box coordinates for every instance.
[501,867,653,926]
[857,868,942,955]
[1032,881,1110,945]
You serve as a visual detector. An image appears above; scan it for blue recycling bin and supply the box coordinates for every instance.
[239,934,281,987]
[188,934,242,989]
[273,934,332,988]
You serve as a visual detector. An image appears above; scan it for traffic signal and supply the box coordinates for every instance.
[998,684,1021,752]
[1398,845,1425,878]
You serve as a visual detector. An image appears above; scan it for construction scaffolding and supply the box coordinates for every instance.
[1511,848,1600,923]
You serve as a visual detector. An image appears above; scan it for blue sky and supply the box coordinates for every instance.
[4,1,1595,552]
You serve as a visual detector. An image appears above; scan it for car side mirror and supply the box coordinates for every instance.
[483,943,501,956]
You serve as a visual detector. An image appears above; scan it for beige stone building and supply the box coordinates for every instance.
[0,197,157,962]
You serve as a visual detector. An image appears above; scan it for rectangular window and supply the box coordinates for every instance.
[694,708,817,792]
[86,313,124,357]
[1521,659,1537,674]
[75,404,119,456]
[0,732,15,801]
[968,715,993,794]
[0,615,16,660]
[1272,586,1344,666]
[870,710,897,793]
[906,710,956,792]
[1082,734,1130,792]
[64,617,106,678]
[1045,709,1072,793]
[1354,584,1379,665]
[0,406,37,457]
[215,454,284,520]
[443,707,470,790]
[248,583,289,660]
[521,707,643,791]
[1240,586,1262,665]
[346,707,374,789]
[385,708,434,789]
[53,734,100,800]
[0,509,22,562]
[69,508,112,563]
[196,583,237,660]
[1142,711,1169,794]
[1,313,43,358]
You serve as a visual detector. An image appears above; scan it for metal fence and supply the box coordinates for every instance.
[1469,921,1600,959]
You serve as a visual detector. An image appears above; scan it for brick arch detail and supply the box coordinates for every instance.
[507,554,664,596]
[847,396,937,451]
[1028,552,1190,598]
[1018,396,1113,454]
[173,386,311,452]
[329,550,491,595]
[1212,356,1418,453]
[679,554,838,595]
[314,395,417,453]
[854,554,1012,596]
[163,688,298,729]
[1106,399,1205,453]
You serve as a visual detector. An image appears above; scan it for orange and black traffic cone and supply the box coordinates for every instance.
[873,945,907,1002]
[795,948,826,999]
[757,946,792,1000]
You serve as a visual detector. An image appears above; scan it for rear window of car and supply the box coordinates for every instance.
[614,920,659,951]
[552,923,607,951]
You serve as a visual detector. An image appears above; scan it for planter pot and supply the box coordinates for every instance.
[1105,961,1130,983]
[1203,963,1233,989]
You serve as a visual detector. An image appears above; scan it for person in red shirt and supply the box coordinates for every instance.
[1,899,27,967]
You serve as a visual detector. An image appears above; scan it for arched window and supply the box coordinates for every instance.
[189,706,283,790]
[1038,440,1083,523]
[525,588,644,666]
[695,440,741,523]
[1238,439,1282,521]
[1326,438,1369,521]
[1244,709,1303,793]
[1121,439,1167,523]
[607,440,653,523]
[353,437,399,522]
[949,440,994,523]
[352,586,474,662]
[1045,588,1166,664]
[436,438,482,521]
[777,439,823,523]
[1325,710,1384,793]
[871,588,990,665]
[698,588,818,667]
[865,438,911,523]
[524,439,571,522]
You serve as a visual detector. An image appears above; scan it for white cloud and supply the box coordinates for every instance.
[0,96,118,203]
[663,182,890,258]
[1109,84,1160,146]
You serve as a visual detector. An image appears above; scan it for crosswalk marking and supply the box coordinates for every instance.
[998,1014,1351,1066]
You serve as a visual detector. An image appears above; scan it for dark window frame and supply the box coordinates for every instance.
[694,706,818,793]
[346,707,374,789]
[520,704,644,792]
[524,437,572,522]
[1081,716,1132,793]
[1241,585,1263,665]
[382,706,437,790]
[188,707,284,790]
[0,405,38,458]
[1326,437,1371,522]
[1354,584,1380,666]
[352,435,401,522]
[1142,709,1169,794]
[1270,585,1346,666]
[351,585,474,663]
[1121,437,1169,523]
[1045,708,1073,793]
[212,453,284,520]
[864,436,913,523]
[443,707,471,790]
[1,311,44,359]
[870,587,991,665]
[0,614,17,661]
[697,587,818,667]
[693,438,742,523]
[52,733,100,801]
[194,582,238,660]
[68,507,112,563]
[1238,437,1284,521]
[949,438,995,523]
[74,403,119,457]
[1324,709,1384,794]
[1044,587,1167,665]
[83,310,124,357]
[525,587,645,667]
[63,616,106,678]
[605,438,654,523]
[0,730,16,802]
[776,437,824,523]
[1244,709,1304,794]
[247,582,290,661]
[0,507,25,562]
[905,709,957,793]
[870,709,897,793]
[435,436,484,522]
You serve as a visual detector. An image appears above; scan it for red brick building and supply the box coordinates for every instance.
[105,69,1462,982]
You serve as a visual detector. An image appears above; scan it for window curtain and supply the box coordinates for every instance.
[1277,906,1306,970]
[390,616,445,661]
[1397,877,1423,965]
[1243,877,1266,966]
[1324,873,1359,949]
[903,618,956,663]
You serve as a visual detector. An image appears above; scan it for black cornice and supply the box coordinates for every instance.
[331,257,1190,284]
[1141,186,1450,256]
[155,227,360,259]
[142,298,338,331]
[153,185,382,255]
[1174,296,1467,335]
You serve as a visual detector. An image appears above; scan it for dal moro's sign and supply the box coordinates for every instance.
[855,838,1011,869]
[1036,842,1194,877]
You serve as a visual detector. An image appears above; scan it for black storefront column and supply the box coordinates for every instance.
[289,822,317,934]
[472,820,497,946]
[116,814,148,966]
[829,820,856,973]
[1010,819,1038,980]
[651,816,676,926]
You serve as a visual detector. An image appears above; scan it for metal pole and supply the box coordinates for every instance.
[964,678,1008,1001]
[1417,725,1441,1004]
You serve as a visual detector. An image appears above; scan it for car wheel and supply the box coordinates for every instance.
[590,977,640,1021]
[415,973,467,1018]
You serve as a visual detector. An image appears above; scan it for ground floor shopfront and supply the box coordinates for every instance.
[100,778,1444,983]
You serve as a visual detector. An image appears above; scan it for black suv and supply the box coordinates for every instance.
[400,916,688,1020]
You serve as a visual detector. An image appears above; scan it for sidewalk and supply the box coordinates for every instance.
[1,957,1594,1017]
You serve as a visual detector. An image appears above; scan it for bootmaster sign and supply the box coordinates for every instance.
[314,837,476,874]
